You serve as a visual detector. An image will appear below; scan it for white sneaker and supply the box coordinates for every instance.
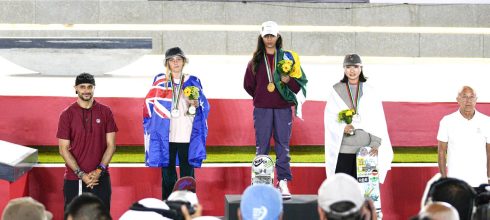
[278,179,292,200]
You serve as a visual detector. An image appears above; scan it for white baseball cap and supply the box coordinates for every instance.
[168,190,199,207]
[119,198,172,220]
[260,21,279,37]
[317,173,365,213]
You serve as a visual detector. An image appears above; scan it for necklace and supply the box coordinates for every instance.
[264,53,276,93]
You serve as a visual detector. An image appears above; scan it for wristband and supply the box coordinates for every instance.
[99,163,106,170]
[74,169,85,179]
[97,163,107,172]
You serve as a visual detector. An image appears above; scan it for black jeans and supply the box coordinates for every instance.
[63,174,111,211]
[335,153,357,179]
[162,142,194,200]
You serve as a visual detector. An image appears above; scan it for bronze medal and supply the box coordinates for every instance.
[267,82,275,92]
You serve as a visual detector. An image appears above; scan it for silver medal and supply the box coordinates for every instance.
[188,106,196,115]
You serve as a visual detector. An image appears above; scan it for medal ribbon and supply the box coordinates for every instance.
[263,53,276,83]
[170,73,185,110]
[345,82,362,114]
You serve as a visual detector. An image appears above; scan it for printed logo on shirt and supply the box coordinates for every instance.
[96,118,101,124]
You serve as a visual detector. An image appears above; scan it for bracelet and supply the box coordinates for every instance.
[74,169,85,179]
[97,163,107,172]
[77,171,85,179]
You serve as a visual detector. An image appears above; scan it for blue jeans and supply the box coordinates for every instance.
[253,107,293,181]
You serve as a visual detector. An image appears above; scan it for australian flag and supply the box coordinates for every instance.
[143,73,209,168]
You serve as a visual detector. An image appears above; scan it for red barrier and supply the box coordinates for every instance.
[2,95,490,146]
[0,165,439,220]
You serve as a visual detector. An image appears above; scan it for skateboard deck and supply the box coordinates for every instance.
[356,146,382,218]
[251,155,274,185]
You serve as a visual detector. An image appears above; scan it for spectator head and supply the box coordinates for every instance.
[411,201,460,220]
[120,198,172,220]
[425,177,476,220]
[167,190,199,217]
[2,197,52,220]
[420,173,442,210]
[317,173,370,220]
[65,193,111,220]
[238,184,283,220]
[122,191,200,220]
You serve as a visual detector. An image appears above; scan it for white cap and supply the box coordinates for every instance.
[168,190,199,207]
[260,21,279,37]
[119,198,171,220]
[317,173,365,213]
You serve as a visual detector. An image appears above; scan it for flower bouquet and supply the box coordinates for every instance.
[183,86,199,115]
[277,51,302,79]
[338,109,356,135]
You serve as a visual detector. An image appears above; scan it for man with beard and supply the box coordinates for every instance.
[57,73,118,212]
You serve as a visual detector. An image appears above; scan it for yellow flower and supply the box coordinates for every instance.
[282,64,291,73]
[345,110,353,116]
[184,87,191,97]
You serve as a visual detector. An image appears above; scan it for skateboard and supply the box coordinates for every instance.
[356,146,382,218]
[251,155,275,185]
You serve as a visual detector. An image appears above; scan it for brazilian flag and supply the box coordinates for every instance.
[273,48,308,118]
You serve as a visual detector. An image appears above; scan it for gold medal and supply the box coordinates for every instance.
[267,82,275,92]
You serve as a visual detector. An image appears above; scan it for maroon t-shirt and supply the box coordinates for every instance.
[56,100,118,180]
[243,53,300,108]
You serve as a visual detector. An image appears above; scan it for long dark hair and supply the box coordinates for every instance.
[340,69,367,83]
[251,34,283,74]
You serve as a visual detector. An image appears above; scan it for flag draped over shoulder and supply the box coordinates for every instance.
[324,83,393,183]
[143,73,210,168]
[273,49,308,118]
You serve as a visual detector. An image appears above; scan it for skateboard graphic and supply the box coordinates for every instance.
[251,155,275,185]
[356,146,382,218]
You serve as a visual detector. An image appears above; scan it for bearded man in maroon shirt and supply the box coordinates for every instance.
[57,73,118,211]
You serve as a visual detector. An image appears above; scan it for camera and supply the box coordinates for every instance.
[166,200,196,220]
[474,184,490,220]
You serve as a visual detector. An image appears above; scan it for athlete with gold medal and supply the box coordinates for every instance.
[243,21,307,200]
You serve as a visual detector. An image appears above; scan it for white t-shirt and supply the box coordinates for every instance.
[169,76,195,143]
[437,110,490,187]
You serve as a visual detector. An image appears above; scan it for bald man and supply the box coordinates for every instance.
[414,202,460,220]
[437,86,490,187]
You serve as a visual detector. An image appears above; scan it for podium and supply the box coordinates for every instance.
[0,140,38,211]
[225,194,319,220]
[0,140,38,182]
